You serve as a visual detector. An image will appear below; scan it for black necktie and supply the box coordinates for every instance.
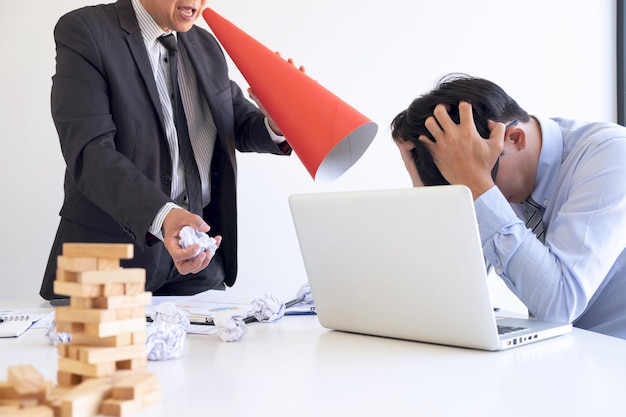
[157,34,202,215]
[524,197,545,243]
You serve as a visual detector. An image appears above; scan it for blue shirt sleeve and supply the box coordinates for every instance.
[475,135,626,324]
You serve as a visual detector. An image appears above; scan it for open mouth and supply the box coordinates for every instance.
[178,6,197,17]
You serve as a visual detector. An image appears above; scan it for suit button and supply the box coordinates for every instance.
[162,175,172,184]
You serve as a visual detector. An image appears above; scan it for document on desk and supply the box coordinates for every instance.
[177,291,316,320]
[148,290,254,324]
[0,309,52,338]
[147,290,315,335]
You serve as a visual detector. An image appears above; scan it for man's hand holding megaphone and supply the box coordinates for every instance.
[247,53,306,136]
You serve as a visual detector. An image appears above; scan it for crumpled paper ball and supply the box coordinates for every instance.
[46,320,71,346]
[213,311,248,342]
[253,294,285,323]
[179,226,218,257]
[146,302,190,360]
[296,282,314,304]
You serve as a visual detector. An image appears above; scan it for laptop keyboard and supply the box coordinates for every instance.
[497,325,528,335]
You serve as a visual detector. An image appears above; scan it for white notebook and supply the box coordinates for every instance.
[0,310,48,338]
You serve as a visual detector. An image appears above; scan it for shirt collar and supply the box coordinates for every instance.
[532,116,564,207]
[131,0,176,42]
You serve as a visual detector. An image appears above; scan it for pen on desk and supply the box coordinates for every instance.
[284,298,303,309]
[283,297,316,316]
[188,316,215,326]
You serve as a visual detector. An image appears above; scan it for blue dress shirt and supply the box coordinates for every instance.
[475,117,626,339]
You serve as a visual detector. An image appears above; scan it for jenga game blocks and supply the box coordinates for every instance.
[0,243,161,417]
[0,365,54,416]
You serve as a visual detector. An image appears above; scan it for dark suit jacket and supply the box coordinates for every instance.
[40,0,288,299]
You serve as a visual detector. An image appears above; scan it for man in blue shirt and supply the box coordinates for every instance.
[391,74,626,339]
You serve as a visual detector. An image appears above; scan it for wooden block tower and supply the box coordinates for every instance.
[0,244,161,416]
[51,243,160,417]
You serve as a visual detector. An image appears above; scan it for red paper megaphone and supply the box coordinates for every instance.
[202,8,377,183]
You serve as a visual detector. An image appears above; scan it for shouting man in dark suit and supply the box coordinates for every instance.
[41,0,291,300]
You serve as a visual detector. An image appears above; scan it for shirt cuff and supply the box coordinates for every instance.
[264,117,284,144]
[473,186,519,246]
[148,202,181,241]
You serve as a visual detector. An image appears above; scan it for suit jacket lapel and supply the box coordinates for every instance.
[115,0,165,132]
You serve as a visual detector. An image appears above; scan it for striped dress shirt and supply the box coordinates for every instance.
[132,0,217,237]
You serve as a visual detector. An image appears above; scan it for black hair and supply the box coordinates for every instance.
[390,73,530,185]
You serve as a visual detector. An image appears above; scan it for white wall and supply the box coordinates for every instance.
[0,1,615,312]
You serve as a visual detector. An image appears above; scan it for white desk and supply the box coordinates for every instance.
[1,304,625,417]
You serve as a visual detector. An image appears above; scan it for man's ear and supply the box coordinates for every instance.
[508,127,527,151]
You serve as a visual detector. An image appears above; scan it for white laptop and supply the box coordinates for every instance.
[288,185,571,351]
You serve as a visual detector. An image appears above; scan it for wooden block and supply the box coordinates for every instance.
[55,321,85,335]
[59,378,113,417]
[101,283,126,297]
[111,373,159,401]
[44,385,70,416]
[58,344,77,360]
[113,357,147,372]
[0,405,54,417]
[24,406,54,417]
[69,297,96,310]
[56,371,84,388]
[58,358,116,379]
[0,404,20,414]
[88,293,152,310]
[84,318,146,338]
[59,331,147,352]
[56,269,79,283]
[7,365,46,396]
[124,283,144,296]
[0,403,20,412]
[76,269,145,285]
[78,345,147,365]
[0,397,40,408]
[53,281,103,298]
[131,330,147,346]
[57,257,98,273]
[97,258,120,270]
[62,243,133,260]
[112,307,145,321]
[55,307,145,324]
[56,307,113,325]
[100,387,161,417]
[69,333,133,348]
[0,382,18,399]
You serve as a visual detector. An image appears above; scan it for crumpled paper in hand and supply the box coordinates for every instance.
[213,311,248,342]
[146,302,190,360]
[179,226,218,257]
[253,294,285,323]
[296,282,314,304]
[46,320,71,346]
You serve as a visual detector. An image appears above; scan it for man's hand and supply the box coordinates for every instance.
[248,88,282,135]
[395,139,424,187]
[247,54,306,136]
[418,101,505,199]
[162,208,222,275]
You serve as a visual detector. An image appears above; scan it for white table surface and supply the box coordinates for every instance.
[1,300,625,417]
